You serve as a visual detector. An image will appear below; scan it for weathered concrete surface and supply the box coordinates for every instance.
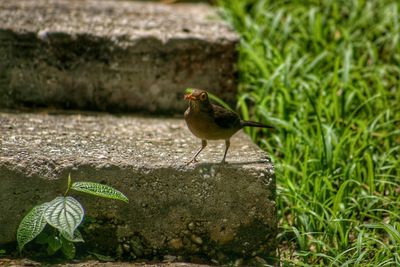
[0,0,238,113]
[0,112,276,264]
[0,259,215,267]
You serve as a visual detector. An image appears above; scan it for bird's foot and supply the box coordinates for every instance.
[186,157,198,165]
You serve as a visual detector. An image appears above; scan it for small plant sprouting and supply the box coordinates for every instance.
[17,174,128,259]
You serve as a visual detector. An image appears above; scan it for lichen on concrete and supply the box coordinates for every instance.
[0,111,276,264]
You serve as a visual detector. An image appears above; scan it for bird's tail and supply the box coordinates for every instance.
[240,120,273,128]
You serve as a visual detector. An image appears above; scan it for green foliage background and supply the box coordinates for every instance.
[219,0,400,265]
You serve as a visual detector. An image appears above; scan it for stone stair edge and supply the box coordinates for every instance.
[0,0,239,45]
[0,101,276,264]
[0,0,239,113]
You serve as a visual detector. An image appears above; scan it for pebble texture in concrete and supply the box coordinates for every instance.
[0,0,238,113]
[0,112,276,263]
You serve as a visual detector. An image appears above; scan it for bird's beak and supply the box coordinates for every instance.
[184,93,196,101]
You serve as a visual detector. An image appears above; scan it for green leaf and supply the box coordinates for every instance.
[208,92,234,112]
[44,196,84,237]
[65,173,73,196]
[60,229,84,243]
[185,87,194,94]
[67,174,72,190]
[60,237,76,259]
[0,249,6,256]
[365,223,400,244]
[46,234,62,255]
[89,251,115,262]
[35,232,49,245]
[71,182,129,203]
[17,202,49,251]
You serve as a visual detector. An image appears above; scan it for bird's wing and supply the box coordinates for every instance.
[212,104,241,129]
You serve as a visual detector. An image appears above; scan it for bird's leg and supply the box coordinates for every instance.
[221,139,230,163]
[187,139,207,165]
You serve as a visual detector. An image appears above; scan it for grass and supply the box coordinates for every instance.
[218,0,400,265]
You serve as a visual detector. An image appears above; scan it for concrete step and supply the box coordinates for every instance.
[0,0,238,113]
[0,112,276,264]
[0,258,214,267]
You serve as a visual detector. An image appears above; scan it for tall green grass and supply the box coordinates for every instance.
[219,0,400,265]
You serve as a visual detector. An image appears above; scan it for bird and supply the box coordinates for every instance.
[184,89,272,164]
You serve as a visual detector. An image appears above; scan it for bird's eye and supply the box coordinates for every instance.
[200,92,207,101]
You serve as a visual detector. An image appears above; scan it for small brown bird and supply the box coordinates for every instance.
[184,89,272,164]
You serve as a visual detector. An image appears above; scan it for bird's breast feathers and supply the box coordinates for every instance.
[184,107,240,140]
